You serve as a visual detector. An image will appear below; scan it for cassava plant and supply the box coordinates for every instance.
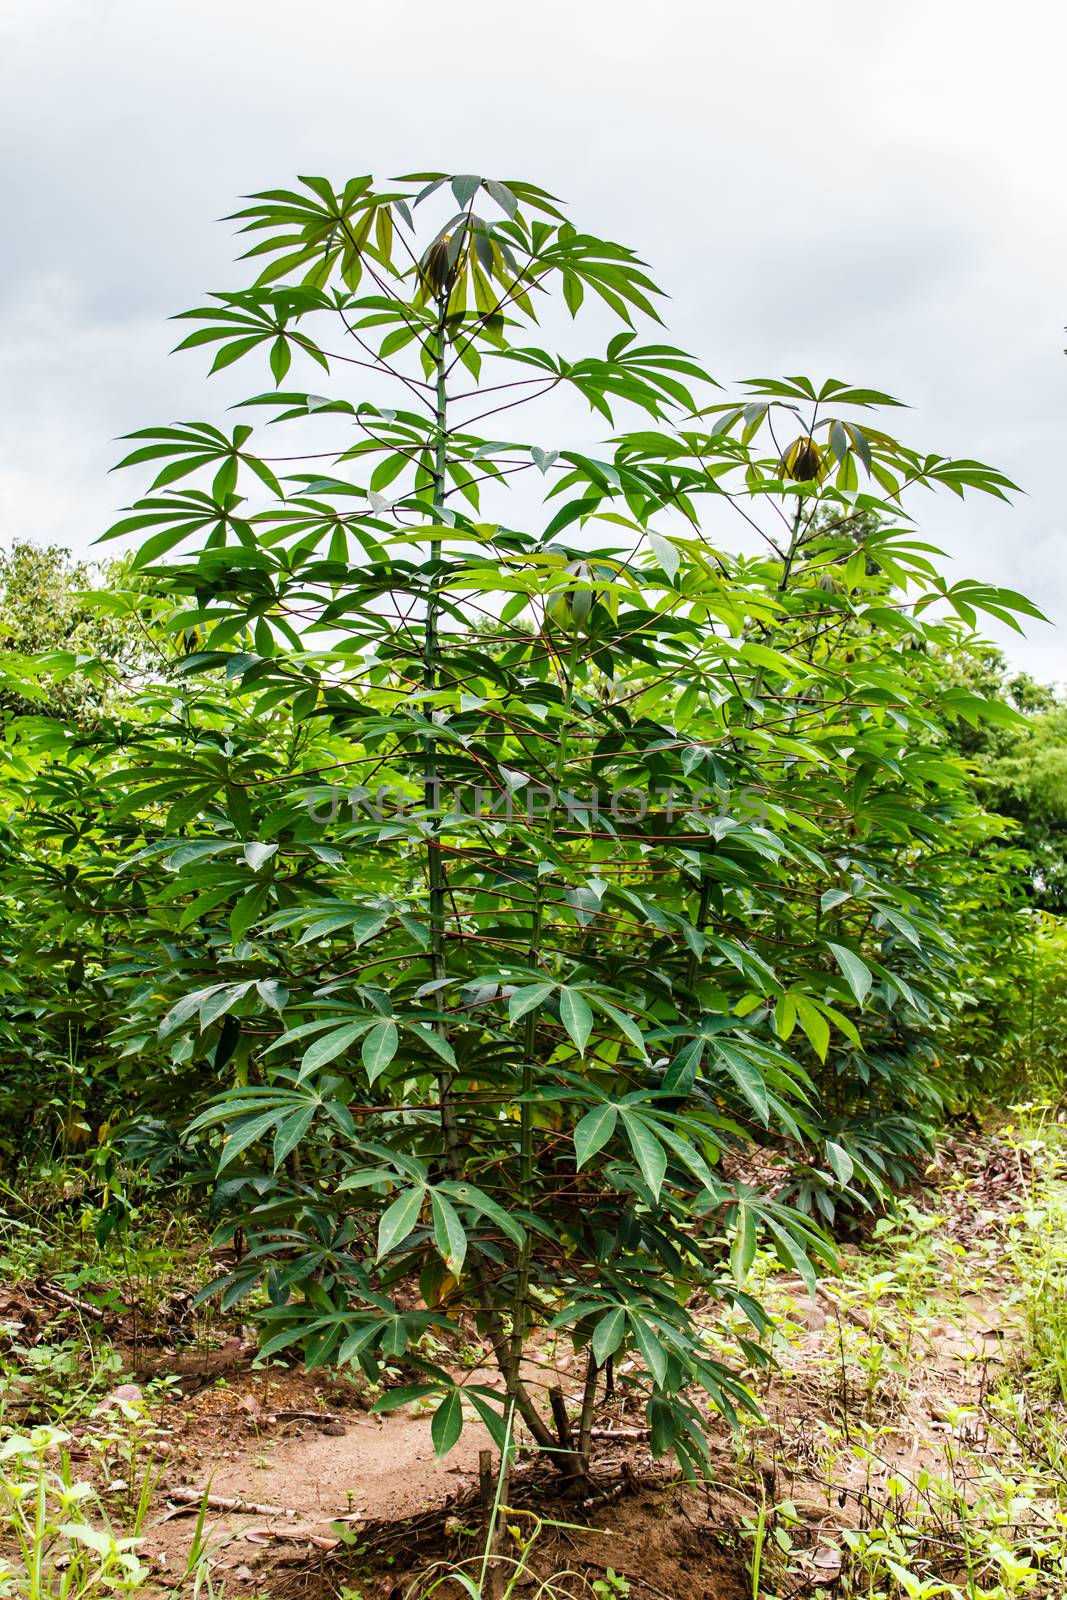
[91,168,1039,1477]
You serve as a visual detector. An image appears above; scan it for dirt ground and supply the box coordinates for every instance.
[136,1361,755,1598]
[0,1131,1040,1598]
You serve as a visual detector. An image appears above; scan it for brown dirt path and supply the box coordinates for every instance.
[144,1371,493,1585]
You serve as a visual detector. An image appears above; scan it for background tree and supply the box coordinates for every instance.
[935,646,1067,910]
[0,541,157,725]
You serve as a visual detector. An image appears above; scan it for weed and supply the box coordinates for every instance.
[590,1573,630,1598]
[0,1426,149,1600]
[728,1128,1067,1598]
[1003,1152,1067,1400]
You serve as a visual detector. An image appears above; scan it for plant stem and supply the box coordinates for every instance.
[689,502,808,979]
[577,1348,600,1471]
[426,298,462,1183]
[424,292,554,1458]
[504,629,582,1454]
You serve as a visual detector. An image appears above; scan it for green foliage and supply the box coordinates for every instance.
[939,645,1067,912]
[0,543,154,726]
[983,704,1067,912]
[0,546,171,1163]
[1010,915,1067,1102]
[0,1417,219,1600]
[0,167,1051,1475]
[0,1427,150,1600]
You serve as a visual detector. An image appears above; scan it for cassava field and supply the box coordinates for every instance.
[3,168,1067,1600]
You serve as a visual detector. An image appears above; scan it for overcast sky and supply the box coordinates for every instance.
[2,0,1064,680]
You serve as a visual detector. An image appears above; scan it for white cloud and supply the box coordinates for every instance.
[2,0,1063,677]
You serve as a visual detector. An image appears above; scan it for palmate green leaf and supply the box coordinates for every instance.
[267,1018,351,1055]
[185,1086,303,1135]
[438,1182,526,1246]
[661,1036,704,1097]
[256,978,288,1014]
[273,1105,315,1168]
[198,982,251,1029]
[370,1384,438,1415]
[361,1019,399,1081]
[592,1307,626,1366]
[409,1022,456,1068]
[299,1019,371,1077]
[256,1315,335,1361]
[465,1391,510,1452]
[827,943,873,1006]
[646,530,679,581]
[773,994,797,1040]
[429,1189,467,1275]
[591,995,648,1057]
[337,1323,386,1367]
[792,995,830,1062]
[100,501,224,567]
[825,1140,855,1186]
[430,1389,464,1458]
[763,1216,819,1296]
[159,986,225,1040]
[381,1316,410,1358]
[628,1314,668,1387]
[649,1119,719,1194]
[243,842,277,871]
[714,1043,771,1124]
[230,884,267,940]
[620,1111,667,1200]
[218,1106,293,1170]
[573,1104,617,1169]
[377,1186,425,1259]
[819,1004,860,1048]
[291,910,389,947]
[507,982,554,1022]
[558,987,594,1054]
[730,1203,759,1284]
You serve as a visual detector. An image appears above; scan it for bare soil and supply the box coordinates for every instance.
[1,1130,1039,1599]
